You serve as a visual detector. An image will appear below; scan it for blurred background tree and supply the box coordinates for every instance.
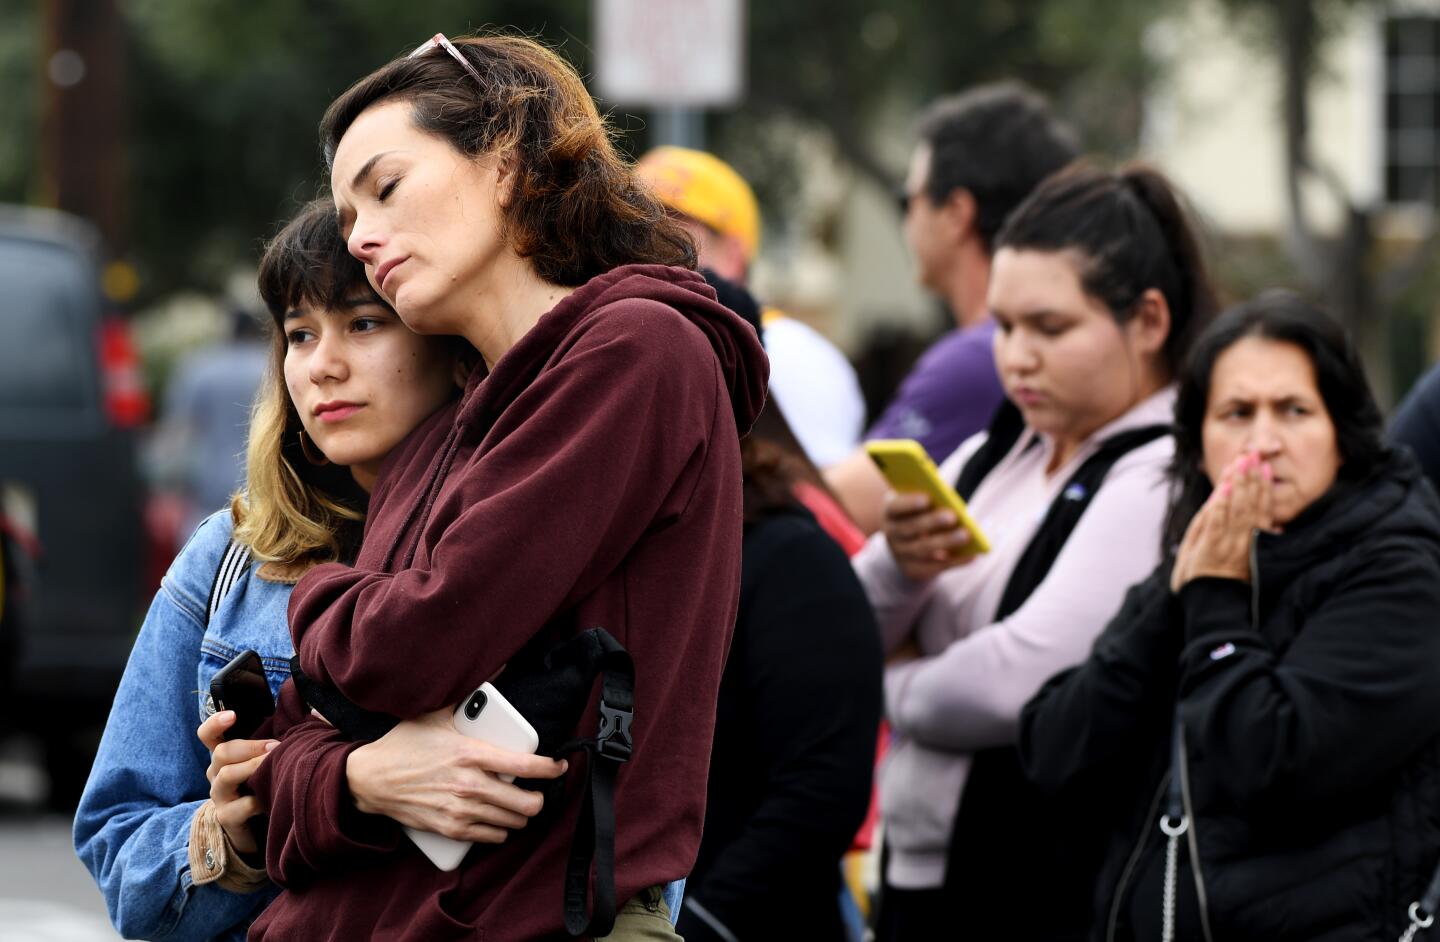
[1213,0,1440,403]
[741,0,1163,190]
[1,0,1176,304]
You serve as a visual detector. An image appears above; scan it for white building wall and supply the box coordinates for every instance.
[760,0,1440,353]
[1141,0,1398,236]
[750,121,933,353]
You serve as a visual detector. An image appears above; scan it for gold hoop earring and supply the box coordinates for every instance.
[298,429,329,466]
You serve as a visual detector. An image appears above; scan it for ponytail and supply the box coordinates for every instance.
[996,161,1219,376]
[1118,167,1218,371]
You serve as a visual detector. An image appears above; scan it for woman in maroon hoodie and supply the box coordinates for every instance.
[243,33,769,942]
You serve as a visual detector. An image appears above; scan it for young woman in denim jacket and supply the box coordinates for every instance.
[72,201,576,941]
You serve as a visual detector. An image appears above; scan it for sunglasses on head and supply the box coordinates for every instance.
[409,32,483,86]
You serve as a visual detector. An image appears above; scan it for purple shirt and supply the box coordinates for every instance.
[865,319,1003,459]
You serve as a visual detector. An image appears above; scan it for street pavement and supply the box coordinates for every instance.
[0,738,121,941]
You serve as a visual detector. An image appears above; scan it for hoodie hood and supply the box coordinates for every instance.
[1256,447,1440,583]
[461,263,769,438]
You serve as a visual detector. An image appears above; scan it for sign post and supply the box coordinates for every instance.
[593,0,745,149]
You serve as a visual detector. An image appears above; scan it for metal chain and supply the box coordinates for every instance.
[1160,815,1189,942]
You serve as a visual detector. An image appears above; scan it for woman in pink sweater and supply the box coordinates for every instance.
[855,164,1219,940]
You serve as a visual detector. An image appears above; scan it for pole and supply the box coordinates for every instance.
[651,106,705,150]
[38,0,128,254]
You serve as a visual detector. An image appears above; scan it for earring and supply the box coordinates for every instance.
[298,429,330,466]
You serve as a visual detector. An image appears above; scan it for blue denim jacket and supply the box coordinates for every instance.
[74,512,683,939]
[74,512,288,942]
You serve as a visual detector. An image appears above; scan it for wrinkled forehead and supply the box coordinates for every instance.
[1208,337,1320,400]
[330,101,421,217]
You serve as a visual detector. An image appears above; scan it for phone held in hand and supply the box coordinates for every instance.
[209,649,276,741]
[406,682,540,871]
[864,439,993,553]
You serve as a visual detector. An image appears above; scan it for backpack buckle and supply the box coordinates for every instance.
[596,700,633,762]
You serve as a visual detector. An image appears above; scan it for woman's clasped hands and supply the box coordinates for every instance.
[343,709,568,845]
[197,705,570,856]
[1171,449,1278,592]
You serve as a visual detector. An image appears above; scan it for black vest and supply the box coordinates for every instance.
[942,400,1170,940]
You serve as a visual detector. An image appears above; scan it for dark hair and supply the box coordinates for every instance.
[916,82,1080,251]
[245,199,375,565]
[1162,290,1386,550]
[257,198,377,326]
[320,34,695,286]
[996,162,1219,377]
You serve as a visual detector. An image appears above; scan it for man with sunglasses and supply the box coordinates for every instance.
[825,83,1080,533]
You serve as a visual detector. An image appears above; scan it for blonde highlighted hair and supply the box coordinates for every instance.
[230,200,370,570]
[229,365,365,570]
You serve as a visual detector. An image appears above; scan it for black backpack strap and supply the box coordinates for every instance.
[940,421,1173,938]
[207,538,252,627]
[993,423,1172,621]
[560,631,634,938]
[287,656,400,742]
[954,400,1028,501]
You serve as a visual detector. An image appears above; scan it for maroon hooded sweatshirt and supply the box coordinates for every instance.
[245,265,768,941]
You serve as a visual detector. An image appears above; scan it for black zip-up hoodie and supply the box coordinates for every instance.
[1020,451,1440,942]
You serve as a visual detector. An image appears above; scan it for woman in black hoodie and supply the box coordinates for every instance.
[1021,291,1440,942]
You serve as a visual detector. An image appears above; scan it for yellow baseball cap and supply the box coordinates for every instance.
[636,146,761,261]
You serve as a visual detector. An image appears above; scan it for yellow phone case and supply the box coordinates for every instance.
[864,439,992,554]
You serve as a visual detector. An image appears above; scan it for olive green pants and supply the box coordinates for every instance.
[596,885,681,941]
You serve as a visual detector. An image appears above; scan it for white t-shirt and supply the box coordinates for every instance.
[762,311,865,468]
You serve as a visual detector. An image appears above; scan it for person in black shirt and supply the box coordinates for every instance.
[1390,362,1440,493]
[677,273,884,942]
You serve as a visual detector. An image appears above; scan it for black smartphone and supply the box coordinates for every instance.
[209,649,275,741]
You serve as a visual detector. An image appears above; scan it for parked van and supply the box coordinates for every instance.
[0,206,148,806]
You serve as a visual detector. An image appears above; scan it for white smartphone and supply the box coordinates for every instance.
[404,682,540,871]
